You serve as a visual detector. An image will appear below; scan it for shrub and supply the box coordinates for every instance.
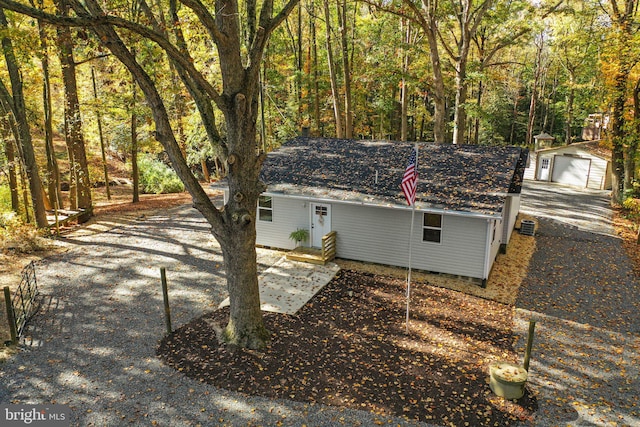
[0,184,14,213]
[138,154,185,194]
[0,212,50,253]
[622,197,640,217]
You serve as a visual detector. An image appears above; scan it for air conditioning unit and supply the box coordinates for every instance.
[520,219,535,236]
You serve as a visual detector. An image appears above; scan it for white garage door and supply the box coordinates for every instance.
[551,155,591,188]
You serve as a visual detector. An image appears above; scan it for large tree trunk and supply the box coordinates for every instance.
[564,70,575,145]
[452,9,471,145]
[400,19,410,142]
[0,7,48,227]
[526,36,544,146]
[630,77,640,187]
[611,67,629,202]
[424,14,446,143]
[452,51,469,145]
[4,0,303,350]
[55,3,92,215]
[131,76,139,203]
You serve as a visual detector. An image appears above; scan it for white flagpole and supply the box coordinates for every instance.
[406,207,415,332]
[406,144,418,333]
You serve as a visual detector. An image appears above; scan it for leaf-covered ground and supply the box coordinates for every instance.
[158,270,537,426]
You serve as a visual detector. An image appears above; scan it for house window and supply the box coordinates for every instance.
[258,196,273,222]
[315,205,328,217]
[541,158,550,169]
[423,213,442,243]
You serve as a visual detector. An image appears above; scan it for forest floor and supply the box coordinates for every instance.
[1,183,639,425]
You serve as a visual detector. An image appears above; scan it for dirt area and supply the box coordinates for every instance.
[158,270,537,426]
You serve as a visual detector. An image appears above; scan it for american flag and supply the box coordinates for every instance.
[401,147,418,206]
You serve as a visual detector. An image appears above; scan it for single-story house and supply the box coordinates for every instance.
[524,141,612,190]
[239,137,527,287]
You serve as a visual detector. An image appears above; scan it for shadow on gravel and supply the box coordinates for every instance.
[159,270,538,426]
[517,218,640,334]
[514,214,640,426]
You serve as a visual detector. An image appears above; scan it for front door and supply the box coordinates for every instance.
[538,157,551,181]
[311,203,331,248]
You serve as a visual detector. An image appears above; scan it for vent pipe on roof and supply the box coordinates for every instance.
[375,170,378,185]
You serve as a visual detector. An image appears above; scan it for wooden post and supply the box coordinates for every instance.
[523,319,536,371]
[160,268,172,335]
[4,286,17,345]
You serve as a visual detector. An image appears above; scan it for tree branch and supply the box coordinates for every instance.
[179,0,227,45]
[0,0,223,108]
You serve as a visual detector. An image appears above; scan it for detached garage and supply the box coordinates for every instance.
[525,141,611,190]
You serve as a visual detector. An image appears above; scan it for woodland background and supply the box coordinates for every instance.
[1,0,639,227]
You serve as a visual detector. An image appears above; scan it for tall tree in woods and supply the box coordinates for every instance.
[600,0,640,202]
[308,0,321,135]
[55,0,92,213]
[0,115,20,212]
[324,0,344,137]
[401,0,447,143]
[398,0,494,144]
[438,0,494,145]
[525,31,547,146]
[0,7,48,227]
[469,0,534,144]
[34,0,64,210]
[337,0,353,138]
[400,18,410,141]
[544,1,601,145]
[131,70,139,203]
[0,0,300,349]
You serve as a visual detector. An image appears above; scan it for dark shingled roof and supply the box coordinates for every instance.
[260,137,525,216]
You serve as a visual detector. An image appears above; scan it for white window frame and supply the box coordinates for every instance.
[258,196,273,222]
[541,158,550,169]
[422,213,442,244]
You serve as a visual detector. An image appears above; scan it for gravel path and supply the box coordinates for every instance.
[2,184,639,426]
[0,205,432,427]
[514,186,640,426]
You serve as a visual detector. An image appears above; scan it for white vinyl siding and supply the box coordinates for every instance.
[255,195,504,280]
[255,196,309,249]
[523,155,536,180]
[332,204,489,279]
[485,218,504,279]
[502,194,520,245]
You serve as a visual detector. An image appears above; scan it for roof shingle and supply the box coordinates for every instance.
[260,137,524,216]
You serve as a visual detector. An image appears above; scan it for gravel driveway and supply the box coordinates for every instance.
[0,206,430,426]
[515,181,640,426]
[1,182,638,426]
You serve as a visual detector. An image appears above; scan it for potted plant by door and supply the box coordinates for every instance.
[289,228,309,248]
